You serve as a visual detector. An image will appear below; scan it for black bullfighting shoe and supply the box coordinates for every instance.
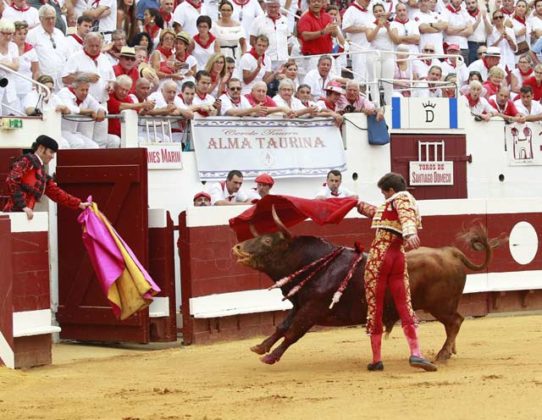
[409,356,438,372]
[367,361,384,371]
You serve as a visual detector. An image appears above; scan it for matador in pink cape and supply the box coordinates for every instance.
[357,173,437,372]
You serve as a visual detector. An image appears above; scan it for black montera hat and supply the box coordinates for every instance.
[35,135,59,152]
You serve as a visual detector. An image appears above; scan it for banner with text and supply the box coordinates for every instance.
[504,123,542,165]
[191,117,347,180]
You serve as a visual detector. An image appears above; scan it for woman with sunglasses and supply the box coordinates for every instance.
[150,28,176,79]
[214,0,247,60]
[487,10,517,71]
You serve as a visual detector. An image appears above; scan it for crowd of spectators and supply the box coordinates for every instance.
[1,0,542,148]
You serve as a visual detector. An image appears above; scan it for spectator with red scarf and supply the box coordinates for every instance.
[4,0,39,28]
[150,28,176,79]
[511,54,533,94]
[465,80,497,121]
[488,86,525,123]
[3,135,91,220]
[192,15,221,70]
[113,47,139,93]
[65,16,93,57]
[244,81,290,116]
[467,46,501,80]
[239,34,274,94]
[192,70,221,116]
[315,81,344,126]
[521,64,542,101]
[159,0,175,29]
[482,66,506,98]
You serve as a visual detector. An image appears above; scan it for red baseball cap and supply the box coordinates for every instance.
[193,191,211,201]
[447,44,460,52]
[255,173,274,186]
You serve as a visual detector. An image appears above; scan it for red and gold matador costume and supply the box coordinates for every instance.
[358,191,425,365]
[3,153,81,212]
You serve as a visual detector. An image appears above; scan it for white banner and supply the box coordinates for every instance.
[505,123,542,165]
[191,117,347,180]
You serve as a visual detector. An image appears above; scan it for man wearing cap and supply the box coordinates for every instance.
[248,173,275,201]
[113,47,139,93]
[193,192,211,206]
[467,46,502,80]
[315,170,357,199]
[440,44,469,86]
[3,135,91,220]
[208,170,251,206]
[249,0,289,70]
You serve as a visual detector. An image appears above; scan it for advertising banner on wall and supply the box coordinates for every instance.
[505,123,542,165]
[191,117,347,180]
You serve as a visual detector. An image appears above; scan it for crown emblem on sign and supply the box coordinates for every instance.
[422,101,436,109]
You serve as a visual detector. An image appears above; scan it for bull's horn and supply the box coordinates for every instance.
[249,222,259,238]
[271,205,292,239]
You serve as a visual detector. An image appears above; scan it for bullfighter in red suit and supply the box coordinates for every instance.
[3,135,91,220]
[357,172,437,372]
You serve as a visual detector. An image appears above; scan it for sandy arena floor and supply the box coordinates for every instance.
[0,313,541,420]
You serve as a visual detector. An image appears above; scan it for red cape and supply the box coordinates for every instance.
[229,194,358,241]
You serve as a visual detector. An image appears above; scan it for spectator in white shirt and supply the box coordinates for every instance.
[239,34,274,94]
[219,77,254,116]
[487,9,517,72]
[148,80,193,118]
[249,0,289,70]
[65,16,93,57]
[414,64,443,97]
[3,0,40,29]
[56,76,106,148]
[81,0,117,41]
[440,43,469,87]
[13,20,40,104]
[26,5,67,89]
[414,0,447,55]
[342,0,372,82]
[465,0,491,65]
[172,0,208,37]
[464,80,496,121]
[442,0,473,63]
[315,170,357,199]
[192,70,221,116]
[514,85,542,120]
[273,78,317,117]
[0,19,21,115]
[389,3,420,54]
[208,169,251,205]
[302,55,339,101]
[467,46,502,81]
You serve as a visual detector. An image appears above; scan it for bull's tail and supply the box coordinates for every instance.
[455,223,503,271]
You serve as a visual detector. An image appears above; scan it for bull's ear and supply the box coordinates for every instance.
[272,205,292,240]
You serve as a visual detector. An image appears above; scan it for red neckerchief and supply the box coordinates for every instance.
[482,57,491,70]
[351,2,368,12]
[445,58,457,68]
[92,0,100,6]
[70,33,84,45]
[232,0,250,6]
[11,3,31,11]
[500,7,513,16]
[193,33,216,49]
[519,67,533,77]
[467,8,479,18]
[144,23,160,40]
[210,71,219,83]
[159,8,172,23]
[267,13,280,24]
[186,0,201,10]
[513,14,526,25]
[489,97,506,113]
[68,87,83,105]
[321,97,335,110]
[446,3,461,13]
[84,49,100,65]
[196,91,208,101]
[176,50,190,62]
[465,93,479,108]
[157,46,173,59]
[302,100,309,107]
[23,42,33,53]
[394,16,409,24]
[248,47,265,62]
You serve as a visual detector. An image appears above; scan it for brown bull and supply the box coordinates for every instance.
[232,211,497,365]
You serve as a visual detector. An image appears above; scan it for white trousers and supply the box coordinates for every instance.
[367,51,395,107]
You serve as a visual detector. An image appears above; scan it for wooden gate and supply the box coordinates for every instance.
[55,148,151,343]
[391,134,470,200]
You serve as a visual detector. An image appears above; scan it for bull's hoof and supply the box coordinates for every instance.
[367,361,384,371]
[260,354,279,365]
[409,356,438,372]
[250,344,267,355]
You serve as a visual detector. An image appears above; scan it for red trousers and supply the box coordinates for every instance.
[364,231,417,335]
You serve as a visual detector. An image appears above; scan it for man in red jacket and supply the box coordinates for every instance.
[3,135,91,220]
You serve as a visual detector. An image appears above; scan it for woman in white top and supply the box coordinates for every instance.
[367,3,400,106]
[13,21,39,103]
[205,53,230,98]
[230,0,264,38]
[214,0,247,61]
[487,10,517,71]
[511,53,533,93]
[150,29,176,80]
[392,44,417,98]
[508,0,529,62]
[0,19,21,114]
[143,8,164,48]
[276,59,300,90]
[192,15,221,70]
